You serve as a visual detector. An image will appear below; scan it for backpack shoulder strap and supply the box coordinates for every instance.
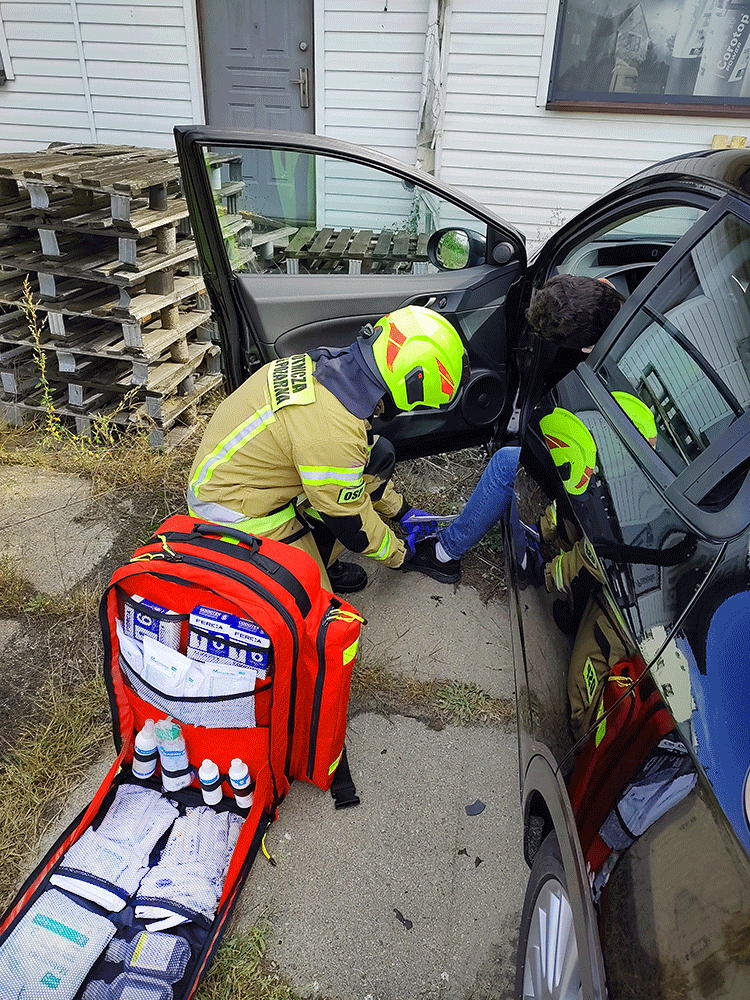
[329,745,360,809]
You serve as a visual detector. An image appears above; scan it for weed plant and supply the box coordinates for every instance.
[196,918,302,1000]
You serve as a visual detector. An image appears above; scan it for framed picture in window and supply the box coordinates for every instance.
[548,1,750,115]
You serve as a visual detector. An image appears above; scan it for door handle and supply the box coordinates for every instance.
[292,68,309,108]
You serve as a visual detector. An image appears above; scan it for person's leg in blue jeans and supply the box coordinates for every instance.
[437,446,521,559]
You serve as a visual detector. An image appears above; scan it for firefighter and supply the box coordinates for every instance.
[187,306,469,593]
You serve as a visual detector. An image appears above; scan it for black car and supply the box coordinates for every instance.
[176,127,750,999]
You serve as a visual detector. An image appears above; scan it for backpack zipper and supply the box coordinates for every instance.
[306,606,334,779]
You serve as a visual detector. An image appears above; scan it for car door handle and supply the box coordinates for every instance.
[292,68,309,108]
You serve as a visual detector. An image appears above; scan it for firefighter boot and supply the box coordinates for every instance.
[327,559,368,594]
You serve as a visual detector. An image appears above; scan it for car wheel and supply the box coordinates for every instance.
[515,833,583,1000]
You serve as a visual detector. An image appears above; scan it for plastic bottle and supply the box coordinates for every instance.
[106,930,190,983]
[228,758,254,809]
[82,972,172,1000]
[132,719,158,780]
[154,718,193,792]
[198,758,223,806]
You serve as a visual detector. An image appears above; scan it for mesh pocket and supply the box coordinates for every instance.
[0,888,116,997]
[121,659,258,729]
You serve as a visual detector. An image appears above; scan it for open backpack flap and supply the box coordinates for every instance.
[0,516,364,999]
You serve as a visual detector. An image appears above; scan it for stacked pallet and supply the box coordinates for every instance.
[0,143,229,449]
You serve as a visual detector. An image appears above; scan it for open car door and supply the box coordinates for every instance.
[174,127,527,459]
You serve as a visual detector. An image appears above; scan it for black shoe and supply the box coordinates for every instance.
[516,526,545,591]
[327,559,368,593]
[403,537,460,584]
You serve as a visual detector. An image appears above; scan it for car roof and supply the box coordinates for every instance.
[611,147,750,203]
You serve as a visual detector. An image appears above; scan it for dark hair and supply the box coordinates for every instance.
[525,274,626,350]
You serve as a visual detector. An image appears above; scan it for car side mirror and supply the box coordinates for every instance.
[427,228,486,270]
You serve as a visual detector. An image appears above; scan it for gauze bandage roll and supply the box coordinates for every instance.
[51,785,179,911]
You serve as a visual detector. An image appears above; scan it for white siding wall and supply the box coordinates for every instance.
[0,0,203,152]
[317,0,430,163]
[440,0,743,249]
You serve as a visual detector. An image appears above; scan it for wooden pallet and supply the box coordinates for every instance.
[283,226,429,274]
[0,144,231,446]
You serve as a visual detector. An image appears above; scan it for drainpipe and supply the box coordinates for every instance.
[416,0,448,175]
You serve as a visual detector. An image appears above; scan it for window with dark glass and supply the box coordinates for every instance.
[549,1,750,112]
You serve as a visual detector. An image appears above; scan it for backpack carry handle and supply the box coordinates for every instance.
[192,522,262,552]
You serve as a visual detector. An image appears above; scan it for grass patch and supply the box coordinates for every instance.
[0,643,110,908]
[392,447,488,518]
[0,555,105,619]
[350,658,514,728]
[197,920,304,1000]
[0,553,37,616]
[0,420,195,503]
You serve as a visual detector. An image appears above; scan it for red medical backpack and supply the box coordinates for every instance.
[0,516,363,997]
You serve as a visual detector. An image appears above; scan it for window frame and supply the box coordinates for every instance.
[544,0,750,118]
[0,15,13,84]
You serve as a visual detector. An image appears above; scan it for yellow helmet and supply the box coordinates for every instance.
[369,306,468,411]
[612,391,657,447]
[539,408,597,496]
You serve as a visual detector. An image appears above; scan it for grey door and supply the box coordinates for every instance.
[199,1,315,221]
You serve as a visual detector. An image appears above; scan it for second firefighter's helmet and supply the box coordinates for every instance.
[367,305,468,411]
[612,391,657,446]
[539,408,597,496]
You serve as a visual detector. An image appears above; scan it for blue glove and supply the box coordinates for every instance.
[400,507,439,553]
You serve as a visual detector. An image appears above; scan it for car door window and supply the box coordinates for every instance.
[203,144,481,277]
[598,210,750,477]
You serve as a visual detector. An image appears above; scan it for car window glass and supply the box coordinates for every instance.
[557,204,706,296]
[599,211,750,476]
[596,204,704,240]
[202,144,480,277]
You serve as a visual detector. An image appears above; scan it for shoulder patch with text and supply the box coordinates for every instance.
[268,354,316,410]
[338,482,365,504]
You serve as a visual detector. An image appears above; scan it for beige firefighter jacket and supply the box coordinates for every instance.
[187,354,406,570]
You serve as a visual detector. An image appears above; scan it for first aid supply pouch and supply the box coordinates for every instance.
[82,972,172,1000]
[187,605,270,676]
[0,515,364,999]
[106,930,190,982]
[0,888,115,999]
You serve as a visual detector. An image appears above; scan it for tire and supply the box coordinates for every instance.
[515,833,584,1000]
